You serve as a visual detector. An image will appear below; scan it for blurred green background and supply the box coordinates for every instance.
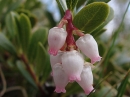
[0,0,130,97]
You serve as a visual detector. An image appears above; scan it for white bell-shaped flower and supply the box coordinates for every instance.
[50,51,63,68]
[48,27,67,56]
[76,34,101,64]
[77,62,94,95]
[50,51,63,76]
[52,63,68,93]
[62,50,84,82]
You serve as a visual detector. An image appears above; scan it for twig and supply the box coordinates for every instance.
[19,54,45,96]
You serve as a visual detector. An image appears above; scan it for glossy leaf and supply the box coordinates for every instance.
[5,12,19,38]
[35,42,51,81]
[45,11,56,28]
[41,53,51,81]
[87,0,111,5]
[76,0,87,10]
[27,27,47,63]
[91,7,114,36]
[17,9,37,27]
[18,13,31,54]
[0,33,16,55]
[93,29,106,37]
[6,0,24,13]
[56,0,65,17]
[73,2,109,33]
[16,61,37,89]
[66,0,79,11]
[116,70,130,97]
[35,42,47,77]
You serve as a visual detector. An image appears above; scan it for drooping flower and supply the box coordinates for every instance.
[77,62,94,95]
[50,51,63,68]
[61,50,84,82]
[76,34,101,64]
[48,10,101,95]
[52,63,68,93]
[48,27,67,56]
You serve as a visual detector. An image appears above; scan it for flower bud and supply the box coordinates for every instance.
[62,50,84,82]
[76,34,101,64]
[48,27,67,56]
[52,63,68,93]
[77,62,94,95]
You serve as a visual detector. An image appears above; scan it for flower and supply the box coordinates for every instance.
[77,62,94,95]
[50,51,63,68]
[76,34,101,64]
[48,27,67,56]
[52,63,68,93]
[61,50,84,82]
[48,10,101,95]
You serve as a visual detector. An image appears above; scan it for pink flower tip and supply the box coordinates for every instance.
[84,86,94,95]
[49,48,58,56]
[54,87,66,93]
[91,56,102,64]
[69,75,81,82]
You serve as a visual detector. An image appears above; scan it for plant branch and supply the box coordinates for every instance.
[19,54,45,96]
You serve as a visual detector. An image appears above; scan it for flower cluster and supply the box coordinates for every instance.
[48,10,101,95]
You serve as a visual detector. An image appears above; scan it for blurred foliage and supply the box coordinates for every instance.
[0,0,130,97]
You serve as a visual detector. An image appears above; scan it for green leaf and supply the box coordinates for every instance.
[76,0,87,10]
[17,9,37,27]
[45,11,56,27]
[41,53,51,81]
[6,0,24,13]
[18,13,31,54]
[56,0,65,17]
[0,0,24,23]
[91,7,114,36]
[0,33,16,55]
[93,29,106,37]
[116,70,130,97]
[16,60,37,89]
[5,12,19,38]
[87,0,111,5]
[35,42,51,81]
[66,0,79,11]
[27,27,48,63]
[35,42,48,77]
[73,2,109,33]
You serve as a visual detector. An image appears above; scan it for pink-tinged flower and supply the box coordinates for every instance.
[52,63,68,93]
[76,34,101,64]
[61,50,84,82]
[77,62,94,95]
[50,51,63,76]
[48,27,67,56]
[50,51,63,68]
